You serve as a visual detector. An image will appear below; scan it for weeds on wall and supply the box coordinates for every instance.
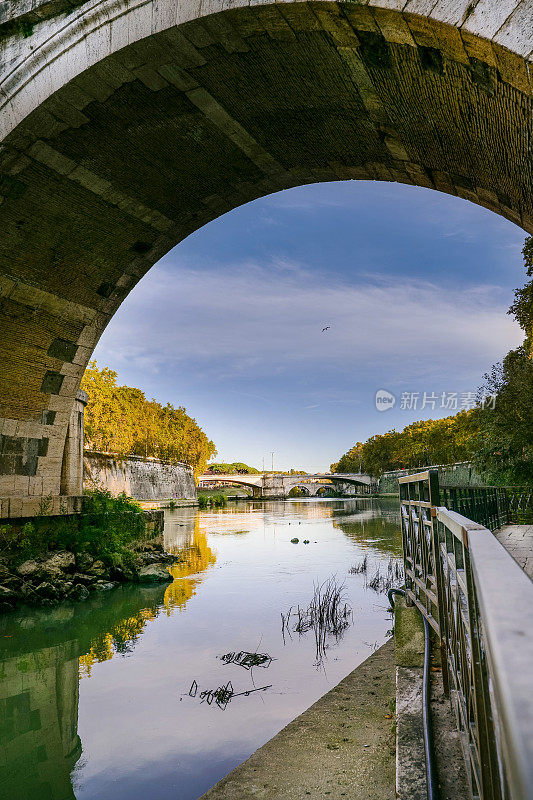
[0,490,147,567]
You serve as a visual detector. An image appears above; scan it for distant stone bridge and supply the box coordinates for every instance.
[197,473,375,498]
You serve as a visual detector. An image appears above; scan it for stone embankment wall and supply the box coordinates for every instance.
[84,452,196,501]
[378,462,485,495]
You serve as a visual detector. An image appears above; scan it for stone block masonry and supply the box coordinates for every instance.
[84,452,197,502]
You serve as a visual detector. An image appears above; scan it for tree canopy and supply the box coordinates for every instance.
[206,462,261,474]
[470,235,533,484]
[470,346,533,484]
[331,411,478,477]
[81,362,216,476]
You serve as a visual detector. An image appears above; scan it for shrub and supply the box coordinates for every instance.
[0,490,147,567]
[197,493,227,509]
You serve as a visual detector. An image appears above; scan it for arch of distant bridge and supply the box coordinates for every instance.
[197,473,374,498]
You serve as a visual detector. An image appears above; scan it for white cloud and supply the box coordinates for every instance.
[95,254,521,386]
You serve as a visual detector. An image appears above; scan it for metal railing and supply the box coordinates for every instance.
[439,485,508,532]
[428,483,533,529]
[504,487,533,523]
[399,470,533,800]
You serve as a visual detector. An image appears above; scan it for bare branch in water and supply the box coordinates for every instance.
[218,651,273,670]
[349,555,367,574]
[349,556,404,594]
[186,680,272,710]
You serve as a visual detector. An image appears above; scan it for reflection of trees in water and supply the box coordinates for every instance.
[0,520,212,800]
[332,500,403,558]
[79,521,217,672]
[164,522,216,613]
[332,497,401,521]
[0,585,169,800]
[79,606,159,676]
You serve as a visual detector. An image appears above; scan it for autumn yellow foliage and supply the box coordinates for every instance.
[81,361,216,476]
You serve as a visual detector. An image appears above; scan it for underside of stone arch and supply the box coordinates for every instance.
[0,0,531,516]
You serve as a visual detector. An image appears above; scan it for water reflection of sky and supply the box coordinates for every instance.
[0,499,401,800]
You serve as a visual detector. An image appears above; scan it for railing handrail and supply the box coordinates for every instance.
[437,507,533,800]
[398,469,436,484]
[434,506,487,540]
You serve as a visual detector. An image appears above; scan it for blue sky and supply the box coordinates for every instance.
[93,181,526,472]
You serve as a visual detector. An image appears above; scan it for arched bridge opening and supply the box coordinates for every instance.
[0,0,531,517]
[315,485,339,497]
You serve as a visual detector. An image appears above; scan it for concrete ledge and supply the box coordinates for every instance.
[139,499,198,509]
[200,640,396,800]
[393,596,469,800]
[396,666,426,800]
[0,494,82,520]
[394,595,426,799]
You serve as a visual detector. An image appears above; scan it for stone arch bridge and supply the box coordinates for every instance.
[0,0,531,518]
[198,473,375,498]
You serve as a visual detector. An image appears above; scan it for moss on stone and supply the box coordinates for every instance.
[394,596,425,668]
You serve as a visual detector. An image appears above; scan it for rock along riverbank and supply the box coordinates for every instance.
[0,544,175,612]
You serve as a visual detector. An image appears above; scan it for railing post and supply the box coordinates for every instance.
[399,477,413,607]
[398,469,450,694]
[428,471,451,697]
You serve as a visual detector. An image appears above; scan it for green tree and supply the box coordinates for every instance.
[472,347,533,484]
[509,236,533,353]
[206,462,260,474]
[81,362,216,476]
[470,235,533,484]
[331,411,479,478]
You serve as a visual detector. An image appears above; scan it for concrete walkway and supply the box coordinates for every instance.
[200,641,396,800]
[495,525,533,579]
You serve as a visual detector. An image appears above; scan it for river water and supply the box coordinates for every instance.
[0,498,401,800]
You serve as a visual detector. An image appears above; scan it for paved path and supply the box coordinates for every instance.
[495,525,533,579]
[200,640,396,800]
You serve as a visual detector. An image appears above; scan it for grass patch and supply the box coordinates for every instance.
[281,576,353,666]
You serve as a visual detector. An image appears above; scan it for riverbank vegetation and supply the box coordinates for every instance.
[333,237,533,486]
[199,486,251,499]
[331,411,477,477]
[81,362,216,475]
[198,493,228,509]
[0,490,173,611]
[1,490,145,564]
[205,463,307,475]
[470,236,533,484]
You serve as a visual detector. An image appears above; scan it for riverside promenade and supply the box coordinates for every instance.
[496,525,533,580]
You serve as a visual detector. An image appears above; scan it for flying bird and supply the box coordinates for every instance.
[322,326,330,332]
